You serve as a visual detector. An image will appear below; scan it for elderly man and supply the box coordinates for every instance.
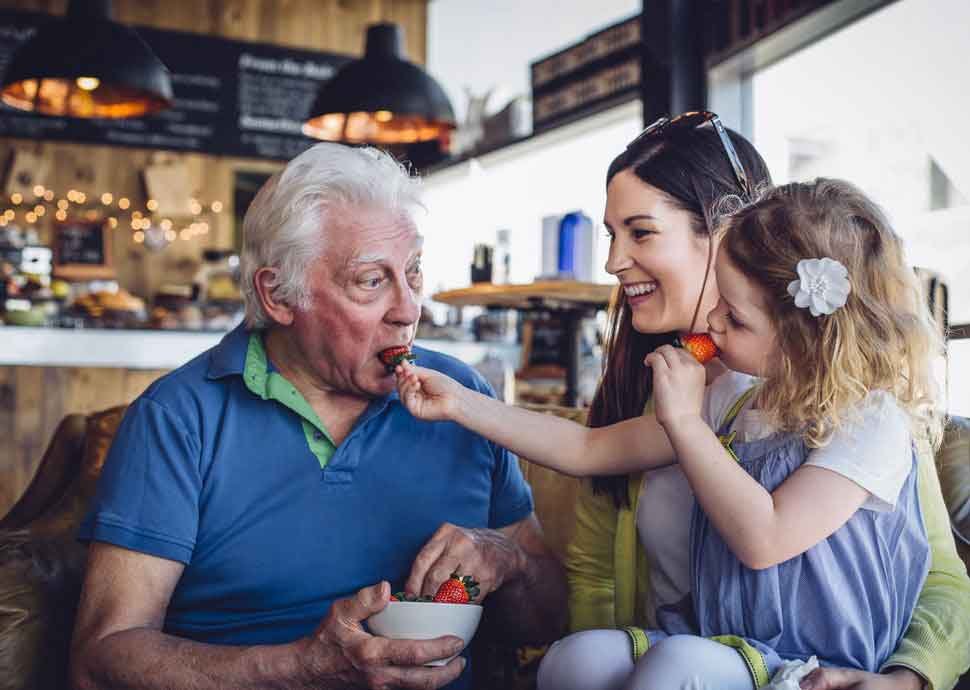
[70,143,567,690]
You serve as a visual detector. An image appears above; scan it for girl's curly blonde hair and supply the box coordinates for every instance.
[720,178,945,449]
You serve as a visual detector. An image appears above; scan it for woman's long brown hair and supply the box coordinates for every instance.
[589,122,771,508]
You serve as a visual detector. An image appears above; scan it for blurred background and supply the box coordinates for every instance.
[0,0,967,515]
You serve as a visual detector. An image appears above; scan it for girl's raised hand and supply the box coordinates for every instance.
[395,363,463,422]
[644,344,707,429]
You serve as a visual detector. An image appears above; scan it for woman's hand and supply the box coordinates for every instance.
[800,667,925,690]
[395,363,464,422]
[644,344,707,429]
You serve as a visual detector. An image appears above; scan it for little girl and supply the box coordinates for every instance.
[396,179,943,689]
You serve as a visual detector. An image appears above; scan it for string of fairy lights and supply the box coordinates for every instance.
[0,185,225,246]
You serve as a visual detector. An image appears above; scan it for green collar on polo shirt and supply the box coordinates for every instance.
[243,331,336,469]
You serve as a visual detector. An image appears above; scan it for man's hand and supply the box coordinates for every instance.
[800,667,925,690]
[405,523,525,602]
[301,581,466,689]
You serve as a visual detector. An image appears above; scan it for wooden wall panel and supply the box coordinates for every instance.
[10,368,43,511]
[0,367,13,508]
[0,365,168,517]
[0,0,428,296]
[0,0,426,63]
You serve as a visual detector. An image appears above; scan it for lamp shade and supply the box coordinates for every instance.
[0,0,173,119]
[303,23,455,145]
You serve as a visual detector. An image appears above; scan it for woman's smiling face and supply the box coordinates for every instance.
[604,170,720,335]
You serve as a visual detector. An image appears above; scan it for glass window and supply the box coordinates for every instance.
[421,101,641,300]
[739,0,970,414]
[421,0,644,307]
[428,0,640,123]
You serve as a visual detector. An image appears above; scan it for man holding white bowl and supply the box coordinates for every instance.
[69,143,568,690]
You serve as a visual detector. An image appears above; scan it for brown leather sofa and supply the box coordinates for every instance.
[1,405,969,690]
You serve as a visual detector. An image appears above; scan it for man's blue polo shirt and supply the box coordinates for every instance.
[79,325,533,682]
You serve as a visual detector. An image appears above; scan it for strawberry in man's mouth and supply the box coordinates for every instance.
[377,345,416,372]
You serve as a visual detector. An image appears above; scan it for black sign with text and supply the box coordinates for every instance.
[0,10,351,161]
[55,221,105,266]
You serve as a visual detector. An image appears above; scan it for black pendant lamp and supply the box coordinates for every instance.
[1,0,173,119]
[303,23,455,145]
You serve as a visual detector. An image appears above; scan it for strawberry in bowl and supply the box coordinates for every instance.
[431,572,480,604]
[389,571,481,605]
[369,572,483,666]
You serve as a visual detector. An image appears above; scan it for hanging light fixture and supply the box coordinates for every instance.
[303,23,455,145]
[0,0,173,119]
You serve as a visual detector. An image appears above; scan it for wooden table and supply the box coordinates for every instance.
[433,281,616,406]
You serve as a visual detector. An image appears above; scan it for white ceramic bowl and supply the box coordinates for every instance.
[367,601,484,666]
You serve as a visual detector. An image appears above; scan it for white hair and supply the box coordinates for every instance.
[240,143,423,328]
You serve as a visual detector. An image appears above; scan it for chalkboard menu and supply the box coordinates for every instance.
[0,10,351,161]
[53,220,114,280]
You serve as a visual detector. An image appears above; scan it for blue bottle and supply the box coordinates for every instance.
[558,211,593,280]
[557,212,580,277]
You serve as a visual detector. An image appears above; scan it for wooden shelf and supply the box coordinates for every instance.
[433,280,615,407]
[433,280,616,311]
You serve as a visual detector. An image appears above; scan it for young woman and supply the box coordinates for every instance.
[560,113,969,690]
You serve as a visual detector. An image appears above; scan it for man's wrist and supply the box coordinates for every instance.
[484,527,530,592]
[883,666,927,690]
[287,637,323,687]
[288,636,344,690]
[509,536,530,582]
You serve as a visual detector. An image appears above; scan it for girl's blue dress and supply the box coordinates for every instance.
[646,394,930,683]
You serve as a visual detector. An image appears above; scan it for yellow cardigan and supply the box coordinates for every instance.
[565,438,970,689]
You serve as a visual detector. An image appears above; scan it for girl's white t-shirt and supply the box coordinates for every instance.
[636,370,913,611]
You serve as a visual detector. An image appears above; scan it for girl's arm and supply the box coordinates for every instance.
[647,345,870,570]
[671,418,869,569]
[396,364,675,477]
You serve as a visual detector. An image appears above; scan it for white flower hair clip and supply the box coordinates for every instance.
[787,257,851,317]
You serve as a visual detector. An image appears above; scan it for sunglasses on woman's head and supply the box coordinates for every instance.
[626,110,752,201]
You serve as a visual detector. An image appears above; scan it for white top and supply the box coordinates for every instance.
[637,370,913,612]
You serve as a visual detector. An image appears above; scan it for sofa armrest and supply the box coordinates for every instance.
[939,416,970,555]
[0,530,86,690]
[0,415,86,530]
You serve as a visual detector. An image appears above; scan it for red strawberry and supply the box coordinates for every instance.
[676,333,719,364]
[433,571,480,604]
[378,346,416,372]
